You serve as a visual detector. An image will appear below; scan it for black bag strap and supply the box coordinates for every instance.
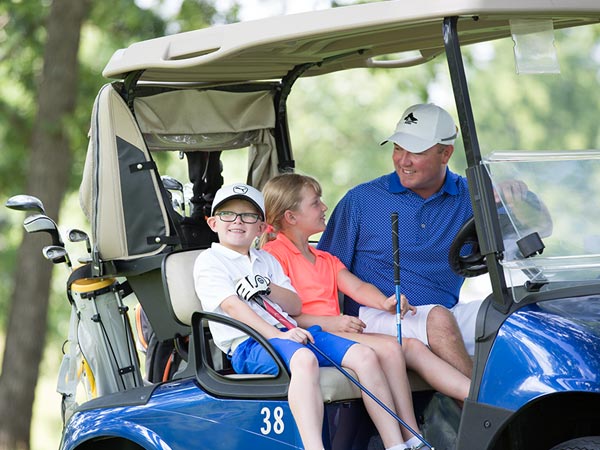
[66,263,132,304]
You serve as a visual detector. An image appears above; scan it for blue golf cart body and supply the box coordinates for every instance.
[33,1,600,449]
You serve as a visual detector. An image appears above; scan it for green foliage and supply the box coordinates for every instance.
[0,0,238,345]
[90,1,167,47]
[465,26,600,155]
[288,57,459,207]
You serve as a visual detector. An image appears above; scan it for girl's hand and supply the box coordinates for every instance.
[334,315,366,334]
[381,295,397,313]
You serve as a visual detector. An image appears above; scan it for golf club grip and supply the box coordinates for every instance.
[391,213,400,285]
[253,294,296,330]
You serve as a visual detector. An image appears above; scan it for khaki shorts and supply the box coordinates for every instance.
[358,300,483,355]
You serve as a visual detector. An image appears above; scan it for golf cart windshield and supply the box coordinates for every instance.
[484,151,600,291]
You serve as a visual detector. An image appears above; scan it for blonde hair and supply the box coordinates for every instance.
[260,173,322,247]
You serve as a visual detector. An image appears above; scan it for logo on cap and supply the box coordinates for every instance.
[232,185,248,194]
[403,112,418,125]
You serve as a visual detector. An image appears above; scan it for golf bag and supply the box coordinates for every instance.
[57,273,143,423]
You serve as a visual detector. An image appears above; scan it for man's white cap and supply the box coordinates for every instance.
[211,183,265,219]
[380,103,458,153]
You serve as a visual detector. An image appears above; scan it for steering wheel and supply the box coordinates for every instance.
[448,216,488,277]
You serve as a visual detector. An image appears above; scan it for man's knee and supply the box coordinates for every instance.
[427,306,462,342]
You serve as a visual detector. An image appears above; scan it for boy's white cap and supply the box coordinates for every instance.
[211,183,265,219]
[380,103,458,153]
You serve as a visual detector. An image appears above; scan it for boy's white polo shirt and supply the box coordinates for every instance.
[194,243,297,354]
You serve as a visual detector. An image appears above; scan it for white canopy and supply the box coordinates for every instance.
[103,0,600,83]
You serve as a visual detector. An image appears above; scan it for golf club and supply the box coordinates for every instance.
[67,228,92,254]
[42,245,72,269]
[250,293,433,449]
[5,194,46,214]
[391,212,402,345]
[23,214,64,247]
[161,175,185,216]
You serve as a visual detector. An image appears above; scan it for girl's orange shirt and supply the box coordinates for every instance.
[263,233,345,317]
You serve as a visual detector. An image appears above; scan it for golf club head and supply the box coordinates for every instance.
[42,245,71,266]
[77,255,92,264]
[161,175,184,192]
[162,175,186,215]
[67,228,92,253]
[23,214,64,246]
[5,194,46,214]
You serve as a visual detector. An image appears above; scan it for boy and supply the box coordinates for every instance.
[194,183,413,450]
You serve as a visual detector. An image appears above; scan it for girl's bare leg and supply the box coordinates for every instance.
[341,343,410,447]
[337,332,421,442]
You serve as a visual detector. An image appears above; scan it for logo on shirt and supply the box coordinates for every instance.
[403,112,418,125]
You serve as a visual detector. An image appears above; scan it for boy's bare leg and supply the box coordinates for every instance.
[426,306,473,378]
[341,344,412,446]
[288,348,325,450]
[403,337,470,401]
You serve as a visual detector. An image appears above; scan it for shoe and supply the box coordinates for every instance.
[408,443,430,450]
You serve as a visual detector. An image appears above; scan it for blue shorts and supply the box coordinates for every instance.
[231,325,356,375]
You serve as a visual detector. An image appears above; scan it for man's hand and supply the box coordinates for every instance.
[494,180,528,206]
[235,275,271,301]
[399,293,417,318]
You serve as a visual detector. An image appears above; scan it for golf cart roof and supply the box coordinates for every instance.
[103,0,600,83]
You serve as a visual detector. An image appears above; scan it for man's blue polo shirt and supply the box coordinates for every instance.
[318,169,473,316]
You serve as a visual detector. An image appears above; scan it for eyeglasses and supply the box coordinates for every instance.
[215,211,261,224]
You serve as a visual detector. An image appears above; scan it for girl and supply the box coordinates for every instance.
[261,173,471,405]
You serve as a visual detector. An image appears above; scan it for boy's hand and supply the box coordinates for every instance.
[281,327,314,344]
[235,275,271,301]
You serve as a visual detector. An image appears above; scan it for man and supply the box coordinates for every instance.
[318,103,480,377]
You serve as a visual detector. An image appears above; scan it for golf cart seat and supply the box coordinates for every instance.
[162,248,364,402]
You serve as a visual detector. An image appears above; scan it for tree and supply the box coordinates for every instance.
[0,2,238,447]
[0,0,91,448]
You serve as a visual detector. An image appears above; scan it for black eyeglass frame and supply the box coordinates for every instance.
[215,211,262,224]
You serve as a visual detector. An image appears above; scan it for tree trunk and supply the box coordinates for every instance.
[0,0,90,448]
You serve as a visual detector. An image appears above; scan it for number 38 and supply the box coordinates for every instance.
[260,406,285,435]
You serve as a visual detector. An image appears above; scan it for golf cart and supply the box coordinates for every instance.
[11,1,600,449]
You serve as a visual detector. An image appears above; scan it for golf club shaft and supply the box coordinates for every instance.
[391,213,402,345]
[252,294,431,448]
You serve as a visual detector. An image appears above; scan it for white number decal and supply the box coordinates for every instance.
[260,406,285,435]
[273,407,284,434]
[260,407,271,434]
